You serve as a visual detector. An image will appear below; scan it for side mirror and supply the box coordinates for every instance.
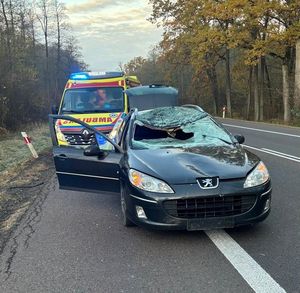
[234,134,245,144]
[84,145,105,157]
[51,104,59,114]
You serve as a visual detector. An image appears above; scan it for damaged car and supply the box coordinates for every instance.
[49,105,271,231]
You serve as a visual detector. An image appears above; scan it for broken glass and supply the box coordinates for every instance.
[132,107,233,149]
[136,106,207,128]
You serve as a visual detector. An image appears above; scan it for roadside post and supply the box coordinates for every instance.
[222,106,226,118]
[21,132,39,158]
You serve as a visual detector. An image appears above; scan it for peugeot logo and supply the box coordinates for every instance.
[202,179,213,188]
[198,177,219,189]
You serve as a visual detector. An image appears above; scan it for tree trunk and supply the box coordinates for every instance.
[206,67,219,115]
[283,63,291,123]
[31,18,36,58]
[55,0,62,99]
[294,39,300,112]
[253,64,259,121]
[259,56,265,121]
[1,0,12,71]
[225,48,232,117]
[9,0,14,35]
[264,59,273,119]
[246,66,252,120]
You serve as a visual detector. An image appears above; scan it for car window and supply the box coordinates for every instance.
[131,107,233,149]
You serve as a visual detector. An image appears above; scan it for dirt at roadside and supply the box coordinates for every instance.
[0,152,55,254]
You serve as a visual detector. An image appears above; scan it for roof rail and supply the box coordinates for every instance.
[182,104,204,112]
[148,84,168,88]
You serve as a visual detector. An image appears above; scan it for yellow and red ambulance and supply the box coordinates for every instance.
[57,71,140,145]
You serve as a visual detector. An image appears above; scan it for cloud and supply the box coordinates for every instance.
[67,0,117,13]
[71,8,149,28]
[68,6,154,39]
[63,0,163,70]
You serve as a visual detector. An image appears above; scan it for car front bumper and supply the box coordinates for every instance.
[124,179,272,231]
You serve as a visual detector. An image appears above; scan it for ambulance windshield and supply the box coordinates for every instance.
[61,87,124,114]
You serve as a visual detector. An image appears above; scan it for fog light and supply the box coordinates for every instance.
[136,206,147,219]
[264,199,271,211]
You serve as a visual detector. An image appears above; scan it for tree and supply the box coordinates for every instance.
[294,39,300,116]
[0,0,86,130]
[265,0,300,122]
[125,0,300,124]
[124,56,147,74]
[36,0,52,101]
[53,0,68,98]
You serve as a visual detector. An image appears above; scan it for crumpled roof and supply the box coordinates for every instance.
[136,106,207,129]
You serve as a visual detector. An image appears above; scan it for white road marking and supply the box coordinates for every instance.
[223,123,300,138]
[244,145,300,163]
[262,148,300,160]
[206,230,286,293]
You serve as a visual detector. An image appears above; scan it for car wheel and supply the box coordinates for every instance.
[120,184,135,227]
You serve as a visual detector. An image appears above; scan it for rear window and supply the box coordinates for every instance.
[60,87,124,114]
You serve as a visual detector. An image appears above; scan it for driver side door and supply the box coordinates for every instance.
[49,115,124,194]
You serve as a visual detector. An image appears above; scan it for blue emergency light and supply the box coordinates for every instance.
[70,73,89,80]
[70,71,124,80]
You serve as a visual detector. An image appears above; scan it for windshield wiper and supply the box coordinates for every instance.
[202,135,233,145]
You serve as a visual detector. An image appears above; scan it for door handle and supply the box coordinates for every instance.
[57,154,68,160]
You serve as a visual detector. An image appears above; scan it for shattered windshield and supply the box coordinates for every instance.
[132,107,233,149]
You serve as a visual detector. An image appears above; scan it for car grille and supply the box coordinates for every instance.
[163,195,257,219]
[64,133,96,145]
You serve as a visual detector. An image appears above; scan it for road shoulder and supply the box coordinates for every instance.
[0,153,55,255]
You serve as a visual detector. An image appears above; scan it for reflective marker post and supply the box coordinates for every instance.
[21,132,39,158]
[222,106,226,118]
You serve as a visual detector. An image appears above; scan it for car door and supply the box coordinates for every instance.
[49,115,125,194]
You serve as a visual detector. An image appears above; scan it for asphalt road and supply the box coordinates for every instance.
[0,118,300,293]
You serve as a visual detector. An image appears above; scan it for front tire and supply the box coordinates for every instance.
[120,184,135,227]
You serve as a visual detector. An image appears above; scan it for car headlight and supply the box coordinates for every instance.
[129,169,174,193]
[244,161,269,188]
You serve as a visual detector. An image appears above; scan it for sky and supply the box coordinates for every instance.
[62,0,163,71]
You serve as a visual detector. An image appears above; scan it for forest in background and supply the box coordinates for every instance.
[2,0,300,131]
[0,0,86,131]
[124,0,300,124]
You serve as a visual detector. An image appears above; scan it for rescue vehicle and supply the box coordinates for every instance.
[55,71,141,145]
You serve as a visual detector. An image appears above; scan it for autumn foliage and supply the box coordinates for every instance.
[125,0,300,123]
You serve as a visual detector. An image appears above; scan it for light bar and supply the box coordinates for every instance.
[70,73,89,80]
[70,71,124,80]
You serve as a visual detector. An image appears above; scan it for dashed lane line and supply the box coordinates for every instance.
[223,123,300,138]
[206,230,286,293]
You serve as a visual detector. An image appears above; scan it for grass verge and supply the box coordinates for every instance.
[0,124,54,253]
[0,123,51,182]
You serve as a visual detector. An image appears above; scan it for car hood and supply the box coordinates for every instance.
[127,146,259,184]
